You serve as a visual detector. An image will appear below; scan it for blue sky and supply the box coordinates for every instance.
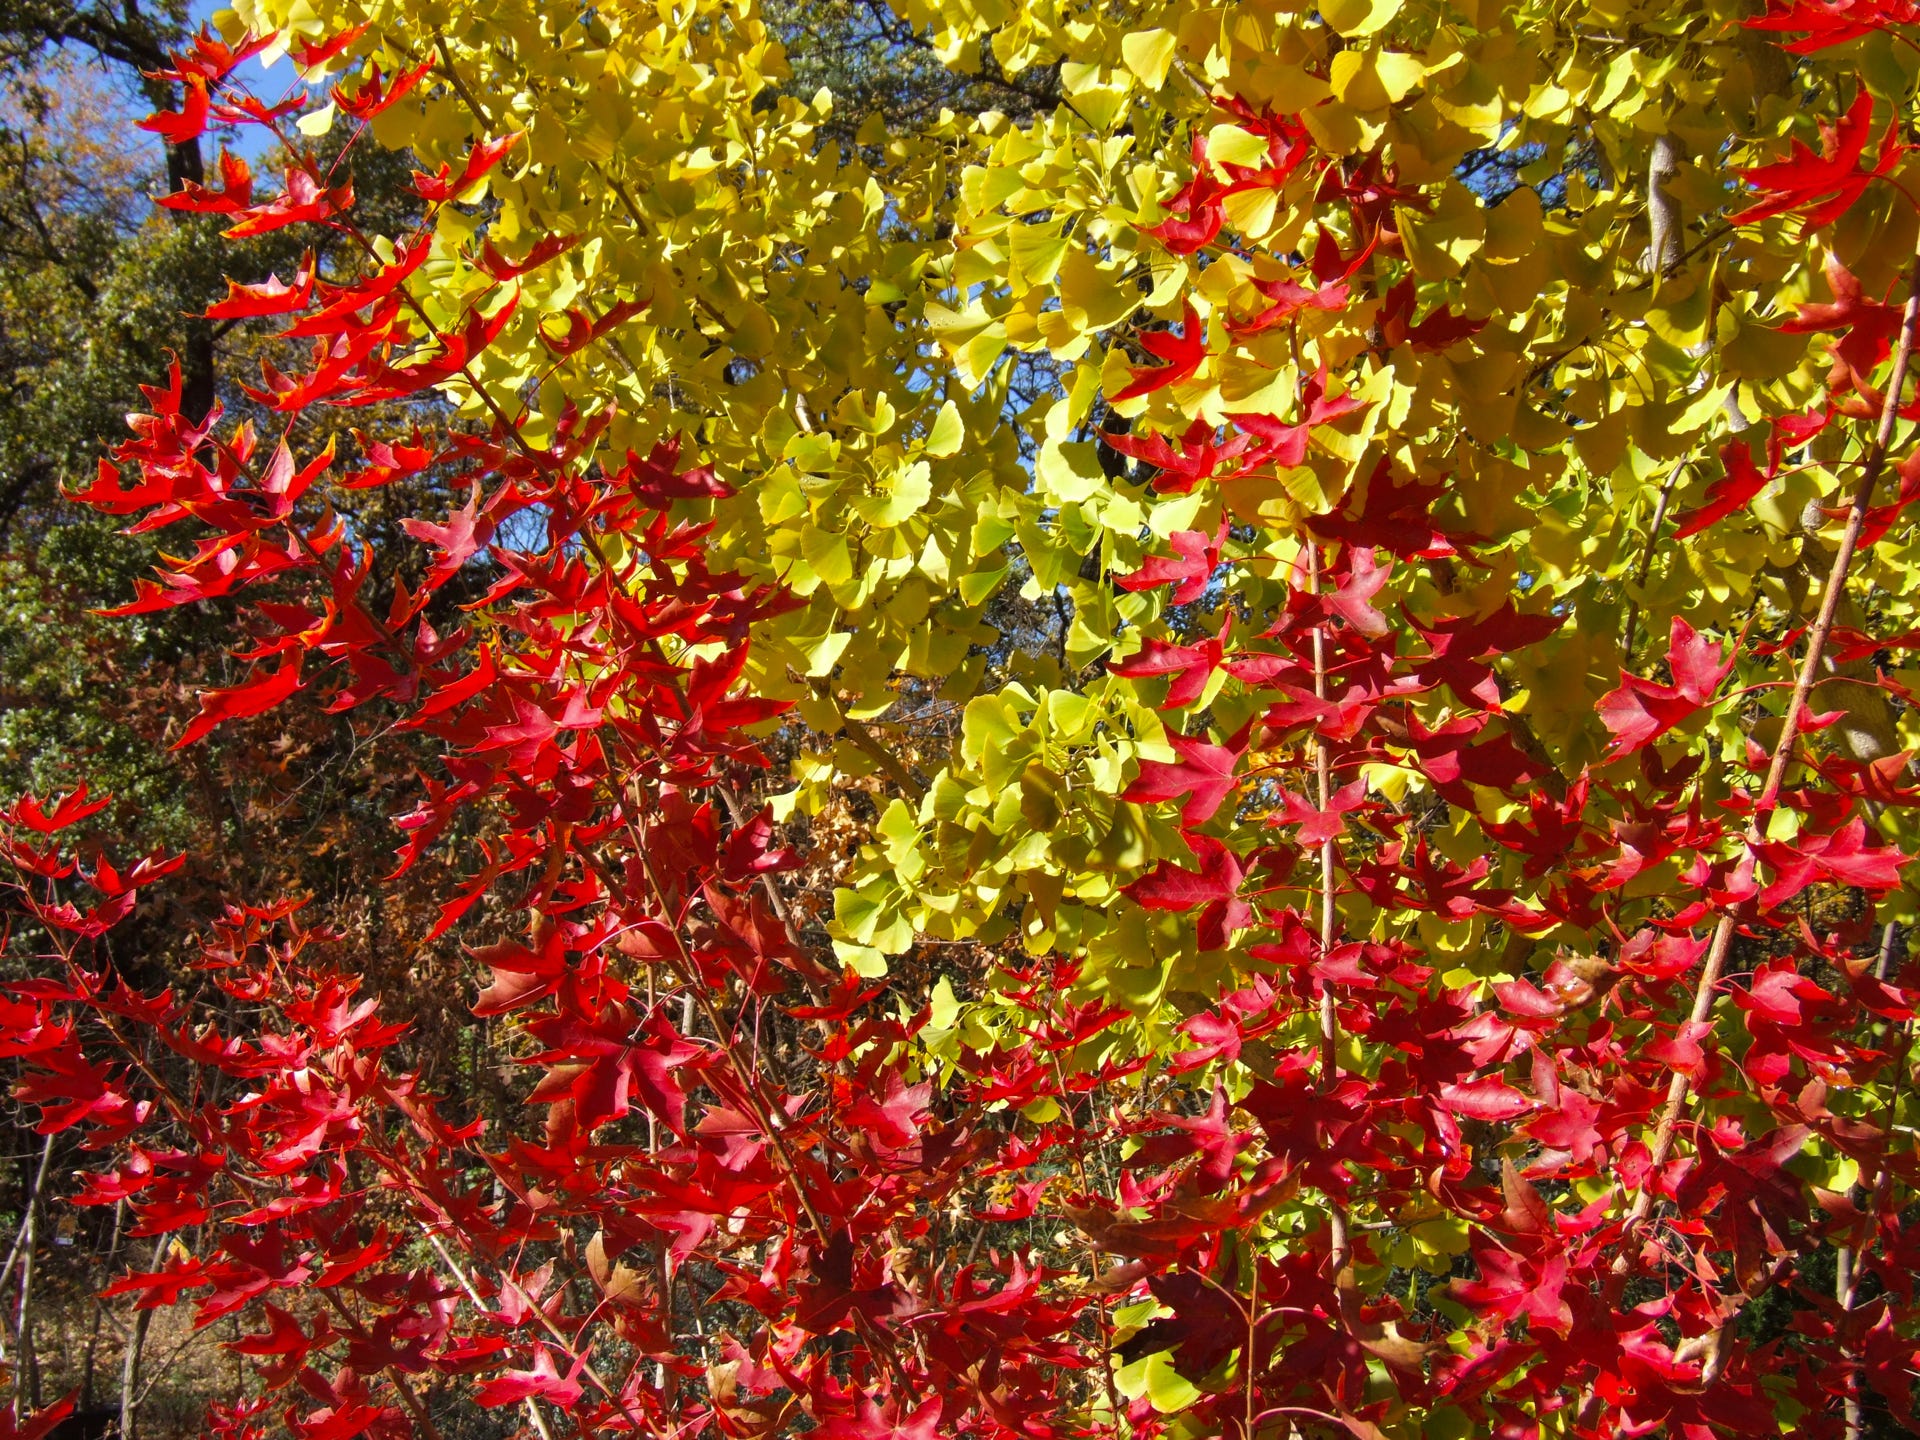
[183,0,309,163]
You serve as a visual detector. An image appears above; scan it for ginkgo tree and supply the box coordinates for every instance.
[7,0,1920,1437]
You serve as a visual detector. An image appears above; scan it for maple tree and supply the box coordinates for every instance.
[10,0,1920,1437]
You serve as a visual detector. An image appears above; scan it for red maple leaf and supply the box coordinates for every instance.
[1757,816,1909,907]
[1410,601,1562,710]
[1126,832,1244,908]
[1375,276,1486,352]
[471,930,570,1016]
[617,435,731,504]
[174,657,305,750]
[1125,834,1252,947]
[1597,617,1735,754]
[1452,1237,1571,1336]
[1838,445,1920,547]
[157,26,274,87]
[1117,520,1228,603]
[539,299,653,359]
[815,1396,942,1440]
[1747,1,1920,55]
[205,258,315,319]
[8,785,112,834]
[1147,134,1229,253]
[291,25,369,69]
[1310,456,1471,560]
[473,1346,583,1408]
[1230,224,1377,335]
[402,484,495,589]
[1109,616,1229,708]
[1733,89,1904,227]
[1436,1074,1534,1121]
[411,133,523,204]
[334,59,435,120]
[1272,777,1369,845]
[1111,302,1208,401]
[138,76,209,145]
[0,1394,78,1440]
[477,233,582,281]
[1671,439,1779,538]
[157,149,254,217]
[1323,544,1392,637]
[1147,114,1314,255]
[1783,251,1904,402]
[1123,731,1245,825]
[1105,419,1253,494]
[222,168,354,239]
[1231,367,1368,473]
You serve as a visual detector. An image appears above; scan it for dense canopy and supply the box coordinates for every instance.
[6,0,1920,1437]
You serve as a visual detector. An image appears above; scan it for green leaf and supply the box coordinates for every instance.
[1205,123,1268,168]
[925,400,965,457]
[1121,28,1178,89]
[1320,0,1402,36]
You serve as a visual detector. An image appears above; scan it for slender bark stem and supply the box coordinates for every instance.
[1305,543,1349,1280]
[0,1132,53,1350]
[431,33,497,132]
[80,1197,126,1409]
[421,1225,654,1438]
[1577,235,1920,1431]
[4,1132,53,1420]
[1839,1240,1863,1440]
[1620,456,1689,663]
[1244,1251,1260,1440]
[1843,919,1909,1440]
[118,1243,157,1440]
[810,683,926,801]
[626,828,835,1249]
[1632,238,1920,1225]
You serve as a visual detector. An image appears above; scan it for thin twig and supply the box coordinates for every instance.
[1578,232,1920,1428]
[1305,542,1349,1281]
[1619,456,1690,663]
[1843,919,1910,1440]
[0,1133,52,1334]
[610,816,835,1249]
[319,1289,449,1440]
[811,683,927,801]
[431,33,497,131]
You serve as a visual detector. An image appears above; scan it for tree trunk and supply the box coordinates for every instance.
[118,1303,151,1440]
[81,1199,127,1409]
[11,1135,51,1418]
[161,134,218,423]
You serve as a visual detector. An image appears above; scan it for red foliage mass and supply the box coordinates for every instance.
[9,16,1920,1440]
